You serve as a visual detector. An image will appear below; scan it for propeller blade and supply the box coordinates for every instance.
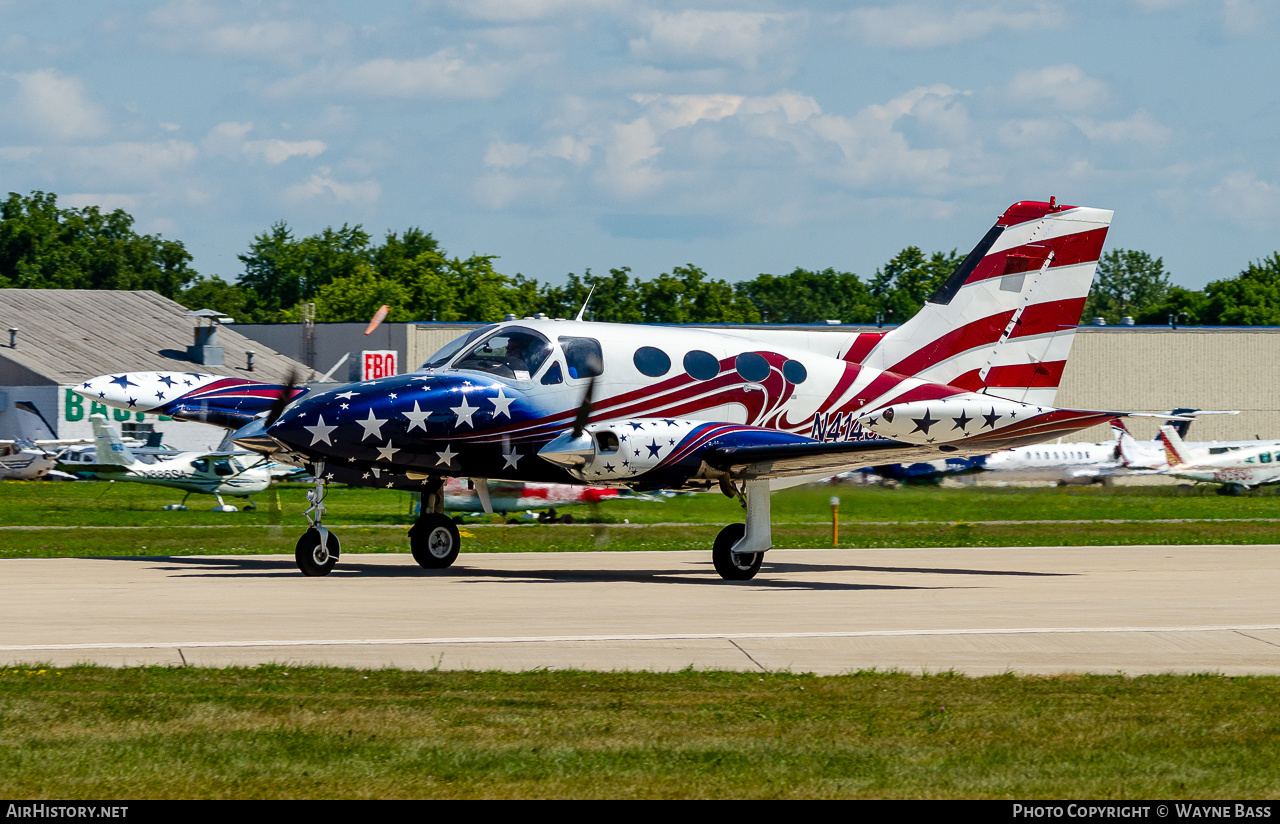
[265,367,301,427]
[571,377,595,438]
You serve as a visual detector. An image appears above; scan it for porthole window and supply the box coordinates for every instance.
[633,346,671,378]
[735,352,770,383]
[782,359,807,384]
[683,350,720,381]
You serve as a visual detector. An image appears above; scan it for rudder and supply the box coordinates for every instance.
[864,199,1113,407]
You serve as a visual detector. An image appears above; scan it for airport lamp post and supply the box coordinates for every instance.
[830,496,840,546]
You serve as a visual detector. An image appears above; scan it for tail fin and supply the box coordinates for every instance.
[1158,424,1190,467]
[1111,418,1135,465]
[864,199,1113,407]
[90,414,136,467]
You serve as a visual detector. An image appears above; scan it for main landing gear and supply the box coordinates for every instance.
[410,478,460,569]
[712,479,770,581]
[291,468,465,576]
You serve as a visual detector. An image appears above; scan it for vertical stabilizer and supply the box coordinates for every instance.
[862,200,1113,407]
[90,414,136,467]
[1158,424,1191,468]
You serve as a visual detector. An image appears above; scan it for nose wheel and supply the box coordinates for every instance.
[296,526,340,576]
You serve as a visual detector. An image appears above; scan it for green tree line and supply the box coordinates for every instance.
[2,190,1278,327]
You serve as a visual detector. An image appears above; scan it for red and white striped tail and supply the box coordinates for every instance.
[864,199,1112,407]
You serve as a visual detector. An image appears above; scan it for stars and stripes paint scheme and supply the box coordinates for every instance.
[78,199,1132,579]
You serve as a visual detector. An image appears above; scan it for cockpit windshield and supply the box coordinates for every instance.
[419,324,498,370]
[453,326,553,380]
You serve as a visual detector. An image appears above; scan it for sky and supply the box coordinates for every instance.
[1,0,1277,292]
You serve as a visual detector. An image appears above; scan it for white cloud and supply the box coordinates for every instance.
[64,140,198,184]
[844,2,1065,49]
[1223,0,1267,35]
[1209,172,1280,227]
[143,1,350,63]
[284,171,381,205]
[7,70,108,141]
[441,0,617,23]
[1073,110,1172,145]
[202,121,326,164]
[629,11,800,68]
[1008,64,1110,111]
[485,85,980,207]
[267,51,527,100]
[60,193,140,212]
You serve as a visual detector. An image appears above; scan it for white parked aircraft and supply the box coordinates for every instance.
[1154,424,1280,494]
[0,439,91,480]
[81,414,275,511]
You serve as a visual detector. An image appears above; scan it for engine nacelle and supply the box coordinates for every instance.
[857,396,1046,445]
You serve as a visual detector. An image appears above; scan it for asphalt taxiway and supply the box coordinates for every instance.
[2,545,1278,675]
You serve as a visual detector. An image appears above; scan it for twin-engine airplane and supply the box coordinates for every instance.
[82,198,1146,579]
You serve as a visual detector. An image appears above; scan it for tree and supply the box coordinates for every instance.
[1083,249,1172,324]
[1201,253,1280,326]
[735,267,875,324]
[237,222,372,320]
[0,190,197,297]
[870,247,962,323]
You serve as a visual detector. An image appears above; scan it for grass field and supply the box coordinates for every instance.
[4,478,1280,799]
[3,667,1279,799]
[2,478,1278,558]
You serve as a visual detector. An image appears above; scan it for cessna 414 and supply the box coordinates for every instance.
[82,198,1152,580]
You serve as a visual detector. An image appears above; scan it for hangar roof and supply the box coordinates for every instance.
[0,289,308,385]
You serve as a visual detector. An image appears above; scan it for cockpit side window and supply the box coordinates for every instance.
[559,337,603,379]
[420,324,498,370]
[454,327,552,380]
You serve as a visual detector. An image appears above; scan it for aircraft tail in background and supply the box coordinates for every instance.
[90,414,136,467]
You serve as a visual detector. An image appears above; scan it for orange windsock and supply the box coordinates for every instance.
[364,305,390,335]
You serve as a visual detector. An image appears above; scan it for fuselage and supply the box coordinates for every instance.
[261,317,1114,490]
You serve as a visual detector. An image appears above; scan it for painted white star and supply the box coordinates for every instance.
[389,393,398,400]
[336,391,358,400]
[451,396,478,428]
[376,442,400,462]
[490,387,514,418]
[435,445,458,467]
[304,414,337,446]
[502,448,521,469]
[357,409,387,441]
[403,401,431,432]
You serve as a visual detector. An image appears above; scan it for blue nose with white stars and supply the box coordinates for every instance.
[265,374,529,471]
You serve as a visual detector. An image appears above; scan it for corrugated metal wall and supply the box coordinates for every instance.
[1057,328,1280,443]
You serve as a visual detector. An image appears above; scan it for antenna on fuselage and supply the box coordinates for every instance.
[575,285,596,322]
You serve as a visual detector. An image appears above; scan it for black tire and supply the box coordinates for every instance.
[560,513,574,524]
[411,513,461,569]
[712,523,762,581]
[295,527,339,577]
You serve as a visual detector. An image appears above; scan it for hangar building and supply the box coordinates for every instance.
[0,290,309,451]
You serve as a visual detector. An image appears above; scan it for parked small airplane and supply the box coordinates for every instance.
[78,415,275,510]
[85,198,1162,579]
[0,439,91,480]
[1154,424,1280,495]
[442,477,621,522]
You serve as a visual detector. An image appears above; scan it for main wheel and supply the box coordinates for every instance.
[712,523,762,581]
[411,513,461,569]
[295,527,339,577]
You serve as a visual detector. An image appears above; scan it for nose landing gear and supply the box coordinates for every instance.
[294,464,340,576]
